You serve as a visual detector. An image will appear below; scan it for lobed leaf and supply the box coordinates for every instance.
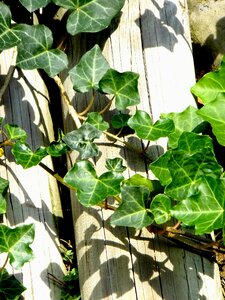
[0,269,26,300]
[111,113,130,129]
[85,112,109,131]
[110,186,153,229]
[0,177,9,215]
[150,194,172,224]
[4,124,27,143]
[0,224,35,269]
[64,160,124,206]
[105,157,126,173]
[19,0,51,12]
[99,69,140,110]
[46,140,68,157]
[124,174,160,192]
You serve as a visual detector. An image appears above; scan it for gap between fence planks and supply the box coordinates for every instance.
[60,0,223,299]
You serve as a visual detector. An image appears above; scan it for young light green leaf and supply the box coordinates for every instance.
[0,3,21,50]
[0,177,9,215]
[0,269,26,300]
[4,124,27,142]
[99,69,140,110]
[150,194,172,224]
[110,186,153,229]
[64,160,124,207]
[69,45,109,93]
[62,123,101,160]
[161,106,204,148]
[124,174,159,192]
[11,142,47,169]
[19,0,51,12]
[128,110,174,141]
[14,24,68,77]
[52,0,125,35]
[111,113,130,129]
[105,157,126,173]
[171,177,225,235]
[0,224,35,269]
[85,112,109,131]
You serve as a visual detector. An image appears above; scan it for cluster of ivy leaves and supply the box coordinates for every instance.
[1,0,225,299]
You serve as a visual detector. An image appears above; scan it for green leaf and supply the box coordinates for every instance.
[0,224,35,269]
[99,69,140,110]
[11,142,47,169]
[46,140,68,157]
[4,124,27,142]
[69,45,109,93]
[0,269,26,300]
[150,194,172,224]
[124,174,158,192]
[111,113,130,129]
[105,157,126,173]
[52,0,125,35]
[0,177,9,215]
[149,150,172,186]
[128,110,174,141]
[15,24,68,77]
[64,160,124,207]
[0,3,21,50]
[110,186,153,229]
[171,177,225,234]
[161,106,204,148]
[85,112,109,131]
[19,0,51,12]
[62,123,101,160]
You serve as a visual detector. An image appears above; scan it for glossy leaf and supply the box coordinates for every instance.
[62,123,101,160]
[150,194,172,224]
[19,0,51,12]
[69,45,109,93]
[149,150,172,186]
[4,124,27,142]
[0,3,21,50]
[85,112,109,131]
[64,160,124,207]
[0,224,35,269]
[11,142,47,169]
[46,141,68,157]
[0,177,9,215]
[128,110,174,141]
[124,174,159,192]
[105,157,126,173]
[15,24,68,77]
[99,69,140,110]
[52,0,125,35]
[110,186,153,229]
[0,269,26,300]
[111,113,130,129]
[171,177,225,234]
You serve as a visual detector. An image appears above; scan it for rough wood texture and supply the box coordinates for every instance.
[0,48,65,299]
[60,0,223,299]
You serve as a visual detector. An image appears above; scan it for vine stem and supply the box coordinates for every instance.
[99,97,114,115]
[0,254,9,273]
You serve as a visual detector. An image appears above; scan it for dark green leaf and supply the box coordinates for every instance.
[46,141,68,157]
[128,110,174,141]
[99,69,140,110]
[110,186,153,229]
[62,123,101,160]
[4,124,27,142]
[0,177,9,215]
[52,0,125,35]
[0,3,21,50]
[111,113,130,129]
[0,269,26,300]
[15,24,68,77]
[85,112,109,131]
[19,0,51,12]
[149,150,172,186]
[105,158,126,173]
[69,45,109,93]
[64,160,124,206]
[11,142,47,169]
[150,194,172,224]
[0,224,35,269]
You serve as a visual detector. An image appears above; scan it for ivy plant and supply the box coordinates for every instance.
[1,0,225,298]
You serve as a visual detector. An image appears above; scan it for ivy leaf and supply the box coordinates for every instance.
[161,106,204,148]
[62,123,101,160]
[99,69,140,110]
[11,142,47,169]
[46,140,68,157]
[128,110,174,141]
[110,186,153,229]
[149,150,172,186]
[52,0,125,35]
[0,269,26,300]
[150,194,172,224]
[14,24,68,77]
[171,177,225,235]
[0,3,21,50]
[0,177,9,215]
[4,124,27,143]
[85,112,109,131]
[0,224,35,269]
[69,45,109,93]
[64,160,124,207]
[19,0,51,12]
[111,113,130,129]
[105,157,126,173]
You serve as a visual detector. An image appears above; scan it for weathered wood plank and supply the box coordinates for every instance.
[60,0,223,299]
[0,48,66,299]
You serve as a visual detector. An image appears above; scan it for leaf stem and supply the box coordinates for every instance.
[99,96,114,115]
[79,92,95,116]
[0,254,9,273]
